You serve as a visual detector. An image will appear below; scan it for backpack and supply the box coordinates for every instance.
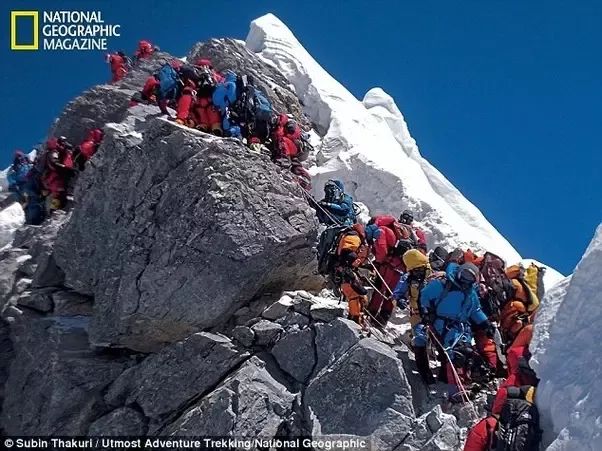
[317,225,352,276]
[295,132,313,162]
[480,252,515,319]
[156,63,179,99]
[494,385,541,451]
[373,215,417,257]
[506,263,545,311]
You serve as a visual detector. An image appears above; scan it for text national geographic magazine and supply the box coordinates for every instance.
[0,1,600,450]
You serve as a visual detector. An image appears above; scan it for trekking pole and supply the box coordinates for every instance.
[426,328,480,422]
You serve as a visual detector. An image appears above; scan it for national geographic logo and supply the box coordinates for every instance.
[10,10,121,51]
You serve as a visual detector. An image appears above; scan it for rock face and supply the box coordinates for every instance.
[54,118,320,352]
[1,314,129,435]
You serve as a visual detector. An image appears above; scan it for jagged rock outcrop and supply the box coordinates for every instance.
[53,115,320,352]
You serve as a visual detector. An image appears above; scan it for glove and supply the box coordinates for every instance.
[394,297,408,310]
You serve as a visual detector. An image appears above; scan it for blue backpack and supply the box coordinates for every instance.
[156,63,179,99]
[249,86,272,121]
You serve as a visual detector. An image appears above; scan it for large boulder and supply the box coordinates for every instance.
[105,332,249,420]
[163,356,295,437]
[54,117,320,352]
[304,338,415,450]
[0,313,129,435]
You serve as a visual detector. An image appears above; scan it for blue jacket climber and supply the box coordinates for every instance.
[7,151,32,194]
[316,180,356,226]
[212,71,241,138]
[414,262,488,351]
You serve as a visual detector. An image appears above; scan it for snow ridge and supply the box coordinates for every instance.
[246,13,537,269]
[530,225,602,450]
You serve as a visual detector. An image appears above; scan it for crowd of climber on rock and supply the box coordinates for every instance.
[314,180,543,450]
[7,39,314,225]
[109,40,314,189]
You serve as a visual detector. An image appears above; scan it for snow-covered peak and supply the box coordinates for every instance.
[530,224,602,450]
[246,13,542,269]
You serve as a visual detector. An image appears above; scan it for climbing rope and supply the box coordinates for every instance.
[427,327,480,422]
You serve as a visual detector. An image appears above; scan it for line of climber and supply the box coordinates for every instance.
[312,180,545,449]
[112,43,314,190]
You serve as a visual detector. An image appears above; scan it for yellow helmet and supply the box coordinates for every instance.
[403,249,428,271]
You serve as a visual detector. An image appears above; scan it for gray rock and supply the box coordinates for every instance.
[304,338,415,450]
[163,356,294,438]
[54,119,321,352]
[88,407,148,436]
[262,295,294,320]
[0,248,29,307]
[31,251,65,288]
[52,290,93,316]
[17,257,37,278]
[291,296,314,316]
[17,290,53,313]
[231,326,255,347]
[271,327,315,382]
[314,318,361,375]
[275,310,311,330]
[13,278,32,295]
[251,320,284,346]
[105,332,248,419]
[1,314,129,435]
[0,319,14,415]
[310,302,346,322]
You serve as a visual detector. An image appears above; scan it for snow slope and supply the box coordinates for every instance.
[530,224,602,450]
[0,202,24,248]
[246,14,536,268]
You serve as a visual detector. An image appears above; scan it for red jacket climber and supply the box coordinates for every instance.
[491,347,538,415]
[463,416,497,451]
[190,59,222,133]
[272,114,302,159]
[75,129,104,169]
[106,51,128,83]
[364,221,404,326]
[42,137,73,210]
[134,40,155,60]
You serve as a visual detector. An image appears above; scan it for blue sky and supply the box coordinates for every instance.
[1,1,600,275]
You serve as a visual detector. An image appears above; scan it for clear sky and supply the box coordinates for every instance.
[1,0,600,275]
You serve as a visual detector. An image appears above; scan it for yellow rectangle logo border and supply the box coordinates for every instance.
[11,11,39,50]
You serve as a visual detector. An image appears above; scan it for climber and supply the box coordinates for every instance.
[231,75,273,144]
[333,224,370,325]
[41,137,74,212]
[429,246,450,272]
[134,40,156,60]
[73,129,104,170]
[365,220,404,327]
[372,214,418,263]
[154,61,181,116]
[106,51,129,83]
[190,59,222,134]
[391,249,437,384]
[491,351,538,415]
[464,383,540,451]
[213,71,242,138]
[499,263,543,346]
[315,180,356,226]
[271,113,301,158]
[418,262,495,400]
[399,209,427,251]
[7,151,33,197]
[173,62,203,127]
